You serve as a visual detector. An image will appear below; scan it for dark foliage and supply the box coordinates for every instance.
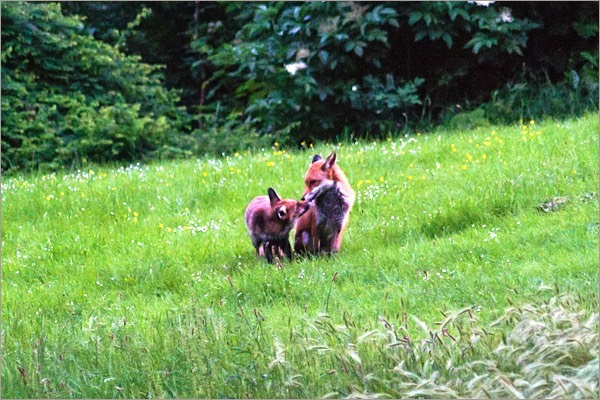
[188,1,597,142]
[2,1,597,172]
[1,2,190,172]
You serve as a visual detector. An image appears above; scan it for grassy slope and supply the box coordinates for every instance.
[2,113,598,398]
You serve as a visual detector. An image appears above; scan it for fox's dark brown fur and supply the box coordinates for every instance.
[245,188,309,263]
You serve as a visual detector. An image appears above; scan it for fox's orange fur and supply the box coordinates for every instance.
[294,152,355,255]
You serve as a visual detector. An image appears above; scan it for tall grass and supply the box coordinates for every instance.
[2,113,598,398]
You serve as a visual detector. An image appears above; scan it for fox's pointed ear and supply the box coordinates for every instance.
[322,152,337,171]
[312,154,322,164]
[268,188,281,206]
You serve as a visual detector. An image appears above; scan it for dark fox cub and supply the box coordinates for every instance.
[244,188,309,263]
[294,152,355,255]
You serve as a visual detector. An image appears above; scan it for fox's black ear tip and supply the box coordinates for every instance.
[268,188,280,203]
[312,154,322,163]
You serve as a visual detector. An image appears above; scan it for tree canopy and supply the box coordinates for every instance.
[1,1,598,172]
[1,2,189,171]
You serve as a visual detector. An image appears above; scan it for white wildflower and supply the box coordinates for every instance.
[284,62,307,75]
[499,8,513,22]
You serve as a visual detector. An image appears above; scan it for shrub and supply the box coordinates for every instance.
[193,111,278,157]
[191,2,545,141]
[1,2,188,173]
[485,73,599,124]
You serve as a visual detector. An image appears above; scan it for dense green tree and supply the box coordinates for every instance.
[2,2,597,170]
[61,1,208,108]
[190,1,597,143]
[1,2,189,172]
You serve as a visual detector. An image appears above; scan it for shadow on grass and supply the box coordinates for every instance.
[421,199,515,238]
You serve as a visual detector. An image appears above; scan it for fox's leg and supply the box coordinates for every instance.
[331,214,350,253]
[309,213,320,254]
[294,231,306,255]
[315,222,334,254]
[295,230,319,255]
[311,236,320,254]
[264,241,274,263]
[294,217,314,255]
[319,233,335,254]
[282,240,293,259]
[331,230,343,253]
[271,240,287,260]
[252,235,263,256]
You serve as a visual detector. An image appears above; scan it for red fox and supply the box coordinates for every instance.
[245,188,309,263]
[294,152,355,255]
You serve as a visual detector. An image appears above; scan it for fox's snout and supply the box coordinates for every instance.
[296,200,311,218]
[275,200,310,222]
[300,188,313,201]
[301,186,311,200]
[301,180,321,200]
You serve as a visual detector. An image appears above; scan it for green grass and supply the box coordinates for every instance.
[2,113,598,398]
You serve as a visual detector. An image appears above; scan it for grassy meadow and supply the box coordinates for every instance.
[2,113,598,398]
